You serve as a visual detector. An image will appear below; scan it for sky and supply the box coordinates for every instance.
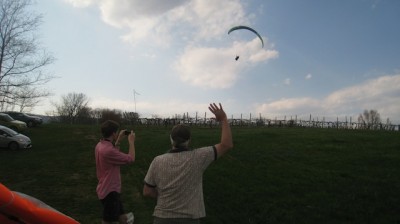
[31,0,400,123]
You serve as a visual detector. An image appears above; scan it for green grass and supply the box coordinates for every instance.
[1,124,399,223]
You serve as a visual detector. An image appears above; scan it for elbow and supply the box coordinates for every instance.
[222,142,233,150]
[143,189,150,197]
[143,188,157,198]
[143,184,157,198]
[225,139,234,149]
[127,159,135,164]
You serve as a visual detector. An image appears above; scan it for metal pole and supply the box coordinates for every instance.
[133,89,140,113]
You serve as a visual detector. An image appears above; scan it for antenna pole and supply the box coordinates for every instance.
[133,89,141,113]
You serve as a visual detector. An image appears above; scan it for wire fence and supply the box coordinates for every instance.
[136,113,400,131]
[43,112,399,131]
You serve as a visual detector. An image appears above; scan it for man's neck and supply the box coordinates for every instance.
[104,137,113,142]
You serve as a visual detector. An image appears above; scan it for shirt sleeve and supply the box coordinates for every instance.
[195,146,216,171]
[104,147,133,165]
[144,158,157,187]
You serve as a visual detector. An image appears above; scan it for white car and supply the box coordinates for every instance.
[0,125,32,150]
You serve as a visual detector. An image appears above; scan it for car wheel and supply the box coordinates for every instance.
[10,126,18,132]
[27,121,34,127]
[9,142,19,150]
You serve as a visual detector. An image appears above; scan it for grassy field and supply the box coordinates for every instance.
[1,124,399,224]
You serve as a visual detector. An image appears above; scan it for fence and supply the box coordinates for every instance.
[136,113,399,131]
[43,113,399,131]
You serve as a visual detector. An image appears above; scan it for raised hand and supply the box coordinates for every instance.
[208,103,227,122]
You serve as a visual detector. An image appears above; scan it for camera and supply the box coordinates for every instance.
[124,130,131,135]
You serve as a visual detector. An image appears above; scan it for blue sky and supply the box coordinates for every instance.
[33,0,400,123]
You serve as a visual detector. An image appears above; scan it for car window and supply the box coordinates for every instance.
[0,114,12,121]
[4,115,13,121]
[1,128,17,136]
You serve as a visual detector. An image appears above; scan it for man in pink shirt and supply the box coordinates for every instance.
[95,120,135,224]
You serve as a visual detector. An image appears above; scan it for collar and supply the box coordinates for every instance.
[169,147,190,153]
[101,138,115,146]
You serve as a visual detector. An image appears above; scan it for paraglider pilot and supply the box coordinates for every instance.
[235,55,239,61]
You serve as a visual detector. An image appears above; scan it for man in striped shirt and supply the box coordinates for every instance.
[143,103,233,224]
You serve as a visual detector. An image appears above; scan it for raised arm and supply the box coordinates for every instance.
[127,131,136,162]
[208,103,233,158]
[115,130,136,162]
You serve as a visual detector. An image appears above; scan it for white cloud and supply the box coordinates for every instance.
[64,0,95,8]
[257,97,320,115]
[173,46,239,89]
[64,0,278,88]
[284,78,291,85]
[182,0,249,41]
[65,0,250,46]
[90,97,208,118]
[173,41,278,89]
[255,74,400,123]
[305,73,312,80]
[57,75,400,123]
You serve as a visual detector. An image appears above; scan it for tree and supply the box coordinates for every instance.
[99,108,122,124]
[11,85,50,112]
[358,109,381,130]
[0,0,54,111]
[53,92,90,124]
[122,111,140,125]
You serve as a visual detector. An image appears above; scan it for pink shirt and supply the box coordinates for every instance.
[95,140,133,199]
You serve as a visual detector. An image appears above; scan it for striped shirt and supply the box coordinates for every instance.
[144,146,217,219]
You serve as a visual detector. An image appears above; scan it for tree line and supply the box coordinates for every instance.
[48,92,398,132]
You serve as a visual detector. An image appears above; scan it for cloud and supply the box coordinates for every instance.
[181,0,249,41]
[90,97,208,117]
[323,75,400,116]
[67,75,400,123]
[284,78,291,85]
[255,74,400,123]
[173,41,278,89]
[305,73,312,80]
[173,46,238,89]
[64,0,278,88]
[66,1,256,44]
[64,0,95,8]
[66,0,249,47]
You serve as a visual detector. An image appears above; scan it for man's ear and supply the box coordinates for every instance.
[170,135,175,146]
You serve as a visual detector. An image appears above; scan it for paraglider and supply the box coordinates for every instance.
[228,25,264,60]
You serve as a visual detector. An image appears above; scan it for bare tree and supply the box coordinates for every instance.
[99,108,122,124]
[122,111,140,125]
[53,92,90,124]
[0,0,55,111]
[12,85,51,112]
[358,109,381,130]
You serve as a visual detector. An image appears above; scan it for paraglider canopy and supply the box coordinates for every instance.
[228,25,264,48]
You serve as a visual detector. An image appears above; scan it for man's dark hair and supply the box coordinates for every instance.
[101,120,120,138]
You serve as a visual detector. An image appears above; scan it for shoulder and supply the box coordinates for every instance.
[96,141,119,156]
[150,153,167,163]
[193,146,217,160]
